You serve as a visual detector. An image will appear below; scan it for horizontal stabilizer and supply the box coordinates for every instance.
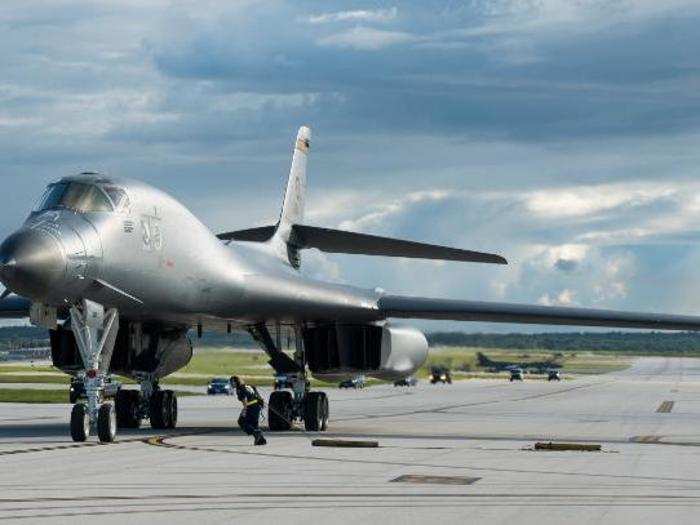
[379,295,700,331]
[217,225,276,243]
[290,225,507,264]
[217,224,506,265]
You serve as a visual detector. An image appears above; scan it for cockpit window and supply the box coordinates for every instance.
[34,182,113,213]
[103,186,130,212]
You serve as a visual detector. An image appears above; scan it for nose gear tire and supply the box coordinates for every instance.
[70,403,89,442]
[97,403,117,443]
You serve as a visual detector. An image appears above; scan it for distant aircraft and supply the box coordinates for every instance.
[1,126,699,442]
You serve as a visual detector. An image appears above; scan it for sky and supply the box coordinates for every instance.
[2,0,700,331]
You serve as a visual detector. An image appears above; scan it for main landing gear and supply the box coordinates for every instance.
[249,323,329,432]
[113,381,178,431]
[68,299,178,443]
[268,377,329,432]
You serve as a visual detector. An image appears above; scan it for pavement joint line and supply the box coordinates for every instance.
[3,493,700,504]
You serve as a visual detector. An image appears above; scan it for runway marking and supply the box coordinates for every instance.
[0,428,216,457]
[534,442,601,451]
[391,474,480,485]
[0,441,109,456]
[657,401,675,413]
[145,435,700,484]
[630,435,662,444]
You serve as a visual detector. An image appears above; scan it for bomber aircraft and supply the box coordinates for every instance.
[1,126,700,442]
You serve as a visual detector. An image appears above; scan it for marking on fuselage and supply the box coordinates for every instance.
[140,214,163,252]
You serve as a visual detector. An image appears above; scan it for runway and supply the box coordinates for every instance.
[1,357,700,524]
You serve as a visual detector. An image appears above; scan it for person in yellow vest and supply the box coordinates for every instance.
[230,376,266,445]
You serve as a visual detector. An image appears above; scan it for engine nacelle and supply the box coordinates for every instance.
[377,324,429,380]
[305,323,428,381]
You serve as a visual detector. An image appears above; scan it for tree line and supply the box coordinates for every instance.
[3,325,700,355]
[427,331,700,355]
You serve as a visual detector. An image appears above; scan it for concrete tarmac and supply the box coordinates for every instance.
[1,357,699,524]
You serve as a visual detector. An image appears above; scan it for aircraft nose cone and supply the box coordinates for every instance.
[0,229,66,299]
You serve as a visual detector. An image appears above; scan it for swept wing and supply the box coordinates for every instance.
[379,295,700,331]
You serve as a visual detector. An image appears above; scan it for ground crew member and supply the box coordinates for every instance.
[230,376,267,446]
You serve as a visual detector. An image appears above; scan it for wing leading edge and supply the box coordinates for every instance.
[379,295,700,331]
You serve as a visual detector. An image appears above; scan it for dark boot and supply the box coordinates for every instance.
[254,431,267,446]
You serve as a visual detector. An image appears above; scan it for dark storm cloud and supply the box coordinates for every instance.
[554,259,578,272]
[143,1,700,141]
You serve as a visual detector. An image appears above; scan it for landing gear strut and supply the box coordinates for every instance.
[249,323,329,432]
[69,299,119,443]
[68,302,179,442]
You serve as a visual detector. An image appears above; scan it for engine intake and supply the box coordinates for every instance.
[50,321,192,379]
[305,323,428,380]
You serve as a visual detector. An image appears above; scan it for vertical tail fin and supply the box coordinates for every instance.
[279,126,310,230]
[272,126,311,266]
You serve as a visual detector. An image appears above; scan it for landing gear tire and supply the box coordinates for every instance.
[166,390,178,429]
[116,390,141,429]
[97,403,117,443]
[268,390,293,431]
[304,392,328,432]
[149,390,168,429]
[320,392,329,431]
[70,403,90,442]
[150,390,177,430]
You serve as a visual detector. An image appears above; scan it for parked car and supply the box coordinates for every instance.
[547,369,562,381]
[429,367,452,384]
[394,376,418,387]
[339,375,365,389]
[207,377,233,395]
[510,368,524,381]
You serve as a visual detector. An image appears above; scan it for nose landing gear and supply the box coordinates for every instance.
[69,299,120,443]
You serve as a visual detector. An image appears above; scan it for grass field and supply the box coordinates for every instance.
[0,388,70,403]
[424,347,630,377]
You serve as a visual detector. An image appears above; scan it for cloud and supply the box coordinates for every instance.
[554,259,578,272]
[316,26,416,50]
[307,8,397,25]
[524,183,678,219]
[0,1,700,331]
[538,289,576,306]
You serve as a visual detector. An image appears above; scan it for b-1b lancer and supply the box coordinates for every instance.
[1,126,700,442]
